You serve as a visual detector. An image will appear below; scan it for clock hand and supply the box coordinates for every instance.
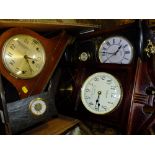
[95,91,101,111]
[102,51,115,54]
[17,40,35,55]
[115,45,122,55]
[24,55,34,73]
[24,55,38,61]
[17,40,30,52]
[103,45,122,63]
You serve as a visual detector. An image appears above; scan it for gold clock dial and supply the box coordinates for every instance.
[2,34,46,79]
[81,72,123,115]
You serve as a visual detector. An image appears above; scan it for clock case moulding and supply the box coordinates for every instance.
[56,22,140,134]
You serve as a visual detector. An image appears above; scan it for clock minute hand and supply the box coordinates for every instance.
[103,45,122,63]
[17,40,30,52]
[95,91,101,111]
[115,45,122,55]
[17,40,35,55]
[24,55,34,73]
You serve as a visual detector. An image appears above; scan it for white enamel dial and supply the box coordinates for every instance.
[2,34,46,79]
[29,98,47,116]
[98,36,133,64]
[81,72,123,115]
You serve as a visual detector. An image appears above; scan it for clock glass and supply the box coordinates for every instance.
[2,34,46,79]
[98,36,133,64]
[29,98,47,116]
[81,72,123,115]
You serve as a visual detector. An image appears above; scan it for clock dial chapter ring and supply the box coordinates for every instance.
[2,34,46,79]
[98,36,134,64]
[81,72,123,115]
[29,98,47,116]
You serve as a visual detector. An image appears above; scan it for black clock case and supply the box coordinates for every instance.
[7,91,57,134]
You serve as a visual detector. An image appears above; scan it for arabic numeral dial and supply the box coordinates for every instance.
[81,72,123,115]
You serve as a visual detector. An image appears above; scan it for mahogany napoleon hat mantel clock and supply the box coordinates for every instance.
[0,27,72,99]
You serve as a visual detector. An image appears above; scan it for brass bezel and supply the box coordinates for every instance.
[29,98,47,116]
[2,34,46,79]
[81,72,123,115]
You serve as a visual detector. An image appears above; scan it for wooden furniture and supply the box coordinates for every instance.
[23,115,92,135]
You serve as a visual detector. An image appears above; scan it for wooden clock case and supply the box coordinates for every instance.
[127,24,155,134]
[56,22,140,134]
[0,27,72,99]
[0,26,73,134]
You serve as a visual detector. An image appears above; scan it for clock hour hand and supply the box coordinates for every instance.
[24,55,38,62]
[102,51,115,54]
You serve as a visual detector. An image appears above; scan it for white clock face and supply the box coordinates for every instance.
[29,98,47,116]
[81,72,123,115]
[98,36,133,64]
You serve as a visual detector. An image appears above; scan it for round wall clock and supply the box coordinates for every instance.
[81,72,123,115]
[0,28,71,98]
[98,36,134,64]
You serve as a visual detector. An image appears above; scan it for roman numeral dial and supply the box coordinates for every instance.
[98,36,134,64]
[81,72,123,115]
